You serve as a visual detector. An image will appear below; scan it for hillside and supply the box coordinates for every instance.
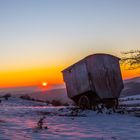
[0,77,140,102]
[28,88,72,104]
[121,77,140,97]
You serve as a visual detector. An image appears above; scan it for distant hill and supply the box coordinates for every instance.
[121,77,140,97]
[28,88,72,104]
[0,86,71,104]
[28,77,140,101]
[0,86,38,96]
[0,77,140,101]
[124,77,140,84]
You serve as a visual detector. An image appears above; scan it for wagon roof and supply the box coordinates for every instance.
[62,53,120,72]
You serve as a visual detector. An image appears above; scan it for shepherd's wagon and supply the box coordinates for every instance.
[62,54,124,109]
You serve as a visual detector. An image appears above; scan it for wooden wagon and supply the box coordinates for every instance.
[62,54,124,109]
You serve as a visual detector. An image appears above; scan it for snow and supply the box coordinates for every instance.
[120,95,140,100]
[0,97,140,140]
[119,95,140,105]
[119,94,140,115]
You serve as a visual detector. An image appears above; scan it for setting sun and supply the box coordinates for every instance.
[42,82,48,87]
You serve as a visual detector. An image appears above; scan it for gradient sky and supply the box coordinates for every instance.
[0,0,140,88]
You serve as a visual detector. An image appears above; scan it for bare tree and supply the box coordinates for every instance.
[121,50,140,70]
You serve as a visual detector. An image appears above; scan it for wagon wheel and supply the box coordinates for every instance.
[114,99,119,109]
[78,95,90,109]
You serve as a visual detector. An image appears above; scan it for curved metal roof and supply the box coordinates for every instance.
[62,53,120,72]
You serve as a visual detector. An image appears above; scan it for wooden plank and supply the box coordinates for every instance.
[86,54,123,99]
[63,61,91,98]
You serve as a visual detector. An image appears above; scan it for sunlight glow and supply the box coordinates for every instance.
[42,82,48,87]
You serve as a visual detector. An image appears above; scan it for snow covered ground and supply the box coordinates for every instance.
[0,97,140,140]
[119,95,140,106]
[119,95,140,114]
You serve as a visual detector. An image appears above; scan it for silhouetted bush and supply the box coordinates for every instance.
[20,94,31,100]
[3,93,11,100]
[19,95,69,106]
[34,99,44,103]
[30,98,35,101]
[51,100,63,106]
[46,100,50,104]
[63,103,69,106]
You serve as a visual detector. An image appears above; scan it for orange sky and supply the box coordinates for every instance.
[0,66,64,88]
[0,63,139,88]
[121,67,140,80]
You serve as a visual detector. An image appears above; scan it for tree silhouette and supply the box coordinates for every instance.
[121,50,140,70]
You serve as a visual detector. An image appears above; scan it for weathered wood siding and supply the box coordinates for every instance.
[62,54,123,99]
[63,61,91,98]
[86,54,123,99]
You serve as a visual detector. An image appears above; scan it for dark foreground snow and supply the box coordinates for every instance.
[0,97,140,140]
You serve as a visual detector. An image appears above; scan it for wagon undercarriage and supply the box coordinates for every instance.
[72,91,119,109]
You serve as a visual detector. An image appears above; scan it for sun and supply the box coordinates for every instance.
[42,82,48,87]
